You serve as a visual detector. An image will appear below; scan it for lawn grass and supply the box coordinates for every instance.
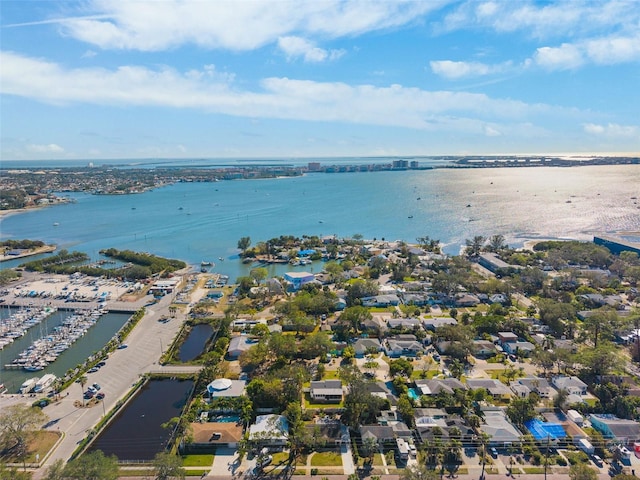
[522,467,545,474]
[118,469,154,476]
[181,454,214,466]
[310,451,342,467]
[322,370,340,380]
[0,430,61,464]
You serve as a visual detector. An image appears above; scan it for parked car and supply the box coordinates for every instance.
[490,447,499,458]
[592,455,604,467]
[93,383,101,390]
[96,392,105,400]
[117,343,128,349]
[257,455,272,468]
[88,367,99,373]
[83,391,94,399]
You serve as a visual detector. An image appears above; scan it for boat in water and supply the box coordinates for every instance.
[19,377,39,394]
[33,374,57,393]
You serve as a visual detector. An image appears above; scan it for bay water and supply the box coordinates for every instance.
[1,165,639,283]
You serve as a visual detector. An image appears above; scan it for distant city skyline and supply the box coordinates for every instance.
[1,0,639,161]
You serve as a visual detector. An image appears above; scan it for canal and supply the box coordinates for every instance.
[88,378,194,461]
[178,323,213,362]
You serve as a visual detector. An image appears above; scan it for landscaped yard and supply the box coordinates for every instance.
[303,392,344,409]
[181,453,214,466]
[310,451,342,467]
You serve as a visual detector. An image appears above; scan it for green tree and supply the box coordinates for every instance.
[42,459,66,480]
[400,464,438,480]
[465,235,486,258]
[62,450,119,480]
[443,439,462,477]
[250,267,268,285]
[568,463,598,480]
[152,452,185,480]
[0,404,47,458]
[237,236,251,253]
[389,358,413,378]
[361,436,378,465]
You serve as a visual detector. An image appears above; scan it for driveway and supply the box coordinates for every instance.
[209,447,239,476]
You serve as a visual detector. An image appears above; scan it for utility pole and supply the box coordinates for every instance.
[544,434,550,480]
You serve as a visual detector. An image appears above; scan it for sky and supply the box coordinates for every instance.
[1,0,639,161]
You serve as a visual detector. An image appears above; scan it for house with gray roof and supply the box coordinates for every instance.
[467,379,511,399]
[384,335,425,357]
[310,380,343,403]
[362,294,400,307]
[480,409,523,446]
[359,425,395,443]
[414,378,466,396]
[511,377,556,399]
[590,414,640,443]
[423,317,458,331]
[387,318,422,330]
[552,376,588,396]
[353,338,382,357]
[227,335,256,359]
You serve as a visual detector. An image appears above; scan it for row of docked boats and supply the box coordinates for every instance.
[6,308,106,372]
[18,373,57,394]
[0,306,58,351]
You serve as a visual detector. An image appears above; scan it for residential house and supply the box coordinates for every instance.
[305,420,346,448]
[414,379,466,396]
[309,380,343,403]
[466,379,511,399]
[502,341,535,357]
[387,318,422,330]
[552,376,588,396]
[206,378,247,398]
[227,336,256,359]
[498,332,519,345]
[402,292,431,306]
[362,294,400,307]
[359,425,395,444]
[423,317,458,331]
[590,414,640,443]
[353,338,383,357]
[249,415,289,446]
[472,340,497,358]
[283,271,316,291]
[360,317,387,336]
[455,293,480,307]
[190,422,244,450]
[479,409,523,446]
[511,377,556,399]
[384,335,425,357]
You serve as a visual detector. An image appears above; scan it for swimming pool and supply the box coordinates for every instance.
[408,388,419,401]
[210,414,240,423]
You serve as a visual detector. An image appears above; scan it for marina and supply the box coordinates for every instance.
[0,305,58,351]
[5,307,107,371]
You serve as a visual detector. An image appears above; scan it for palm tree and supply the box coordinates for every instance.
[465,236,486,258]
[79,375,87,407]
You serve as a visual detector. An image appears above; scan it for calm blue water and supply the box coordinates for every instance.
[2,165,639,281]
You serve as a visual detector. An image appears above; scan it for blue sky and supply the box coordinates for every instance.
[1,0,639,160]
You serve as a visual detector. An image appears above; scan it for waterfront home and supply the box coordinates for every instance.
[206,378,247,398]
[590,414,640,443]
[552,376,588,396]
[190,422,244,450]
[227,336,256,359]
[249,415,289,446]
[309,380,343,403]
[283,271,316,291]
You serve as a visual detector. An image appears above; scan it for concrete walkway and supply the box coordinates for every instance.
[340,426,356,475]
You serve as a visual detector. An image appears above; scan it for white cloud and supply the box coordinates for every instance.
[534,43,584,70]
[277,36,345,63]
[54,1,447,52]
[430,60,512,79]
[484,125,502,137]
[533,33,640,70]
[583,123,639,137]
[439,0,639,39]
[27,143,64,153]
[1,51,568,135]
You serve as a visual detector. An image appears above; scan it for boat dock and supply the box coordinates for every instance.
[0,306,58,351]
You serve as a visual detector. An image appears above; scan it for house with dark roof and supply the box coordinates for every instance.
[359,425,395,443]
[466,379,511,399]
[310,380,343,403]
[423,317,458,331]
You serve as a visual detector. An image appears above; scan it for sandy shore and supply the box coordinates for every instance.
[0,244,57,262]
[0,206,43,219]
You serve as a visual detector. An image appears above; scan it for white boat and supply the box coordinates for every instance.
[19,377,39,394]
[0,383,7,394]
[33,374,57,393]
